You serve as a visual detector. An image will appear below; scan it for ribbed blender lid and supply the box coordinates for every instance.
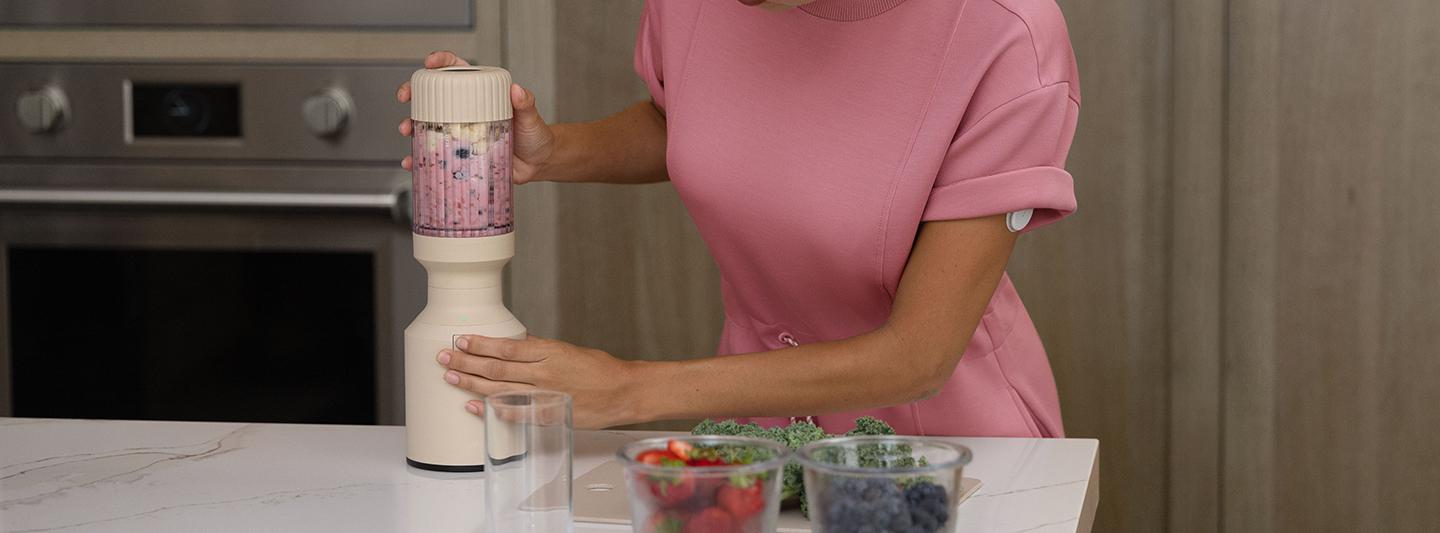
[409,66,513,123]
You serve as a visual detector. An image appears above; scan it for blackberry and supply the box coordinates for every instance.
[903,481,950,533]
[821,477,914,533]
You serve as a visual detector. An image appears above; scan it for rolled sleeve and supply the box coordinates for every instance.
[922,82,1080,232]
[632,1,666,110]
[922,166,1074,227]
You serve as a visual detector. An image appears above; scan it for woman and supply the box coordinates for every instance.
[396,0,1079,437]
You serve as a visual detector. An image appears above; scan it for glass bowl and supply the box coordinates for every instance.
[617,435,791,533]
[795,436,972,533]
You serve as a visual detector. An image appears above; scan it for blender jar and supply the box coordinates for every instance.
[408,66,515,238]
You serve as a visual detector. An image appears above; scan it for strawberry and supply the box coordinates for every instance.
[644,510,689,533]
[692,476,728,508]
[686,456,727,467]
[716,483,765,521]
[647,471,696,508]
[668,439,694,461]
[637,449,677,465]
[683,507,735,533]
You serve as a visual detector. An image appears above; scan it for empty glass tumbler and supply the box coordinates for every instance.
[484,390,574,533]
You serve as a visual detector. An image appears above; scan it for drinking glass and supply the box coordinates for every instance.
[484,390,573,533]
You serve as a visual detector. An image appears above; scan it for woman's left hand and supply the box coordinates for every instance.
[437,335,643,429]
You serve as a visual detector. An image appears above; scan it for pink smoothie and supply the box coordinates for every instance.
[410,120,514,237]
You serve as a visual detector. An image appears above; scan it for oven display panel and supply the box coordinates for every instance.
[131,83,241,138]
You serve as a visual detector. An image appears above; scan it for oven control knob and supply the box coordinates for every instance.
[302,88,353,138]
[16,87,69,134]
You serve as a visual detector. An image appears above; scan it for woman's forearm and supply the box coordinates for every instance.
[625,215,1016,423]
[631,327,950,421]
[540,100,670,184]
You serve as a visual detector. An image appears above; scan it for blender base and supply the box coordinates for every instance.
[406,457,484,473]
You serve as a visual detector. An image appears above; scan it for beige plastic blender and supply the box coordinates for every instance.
[404,66,524,472]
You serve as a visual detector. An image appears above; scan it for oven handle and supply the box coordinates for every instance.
[0,188,411,222]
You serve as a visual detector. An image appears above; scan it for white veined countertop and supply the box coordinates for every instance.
[0,418,1097,533]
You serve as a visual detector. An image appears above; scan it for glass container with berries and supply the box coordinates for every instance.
[617,436,790,533]
[795,436,972,533]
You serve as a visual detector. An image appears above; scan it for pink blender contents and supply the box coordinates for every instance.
[410,120,514,237]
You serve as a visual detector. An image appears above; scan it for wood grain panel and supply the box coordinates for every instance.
[1168,0,1226,531]
[1007,1,1173,532]
[550,1,724,363]
[1223,0,1282,529]
[1225,0,1440,531]
[1375,6,1440,530]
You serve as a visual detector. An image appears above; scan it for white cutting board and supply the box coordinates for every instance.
[572,460,982,533]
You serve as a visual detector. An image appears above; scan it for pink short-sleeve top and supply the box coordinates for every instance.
[635,0,1081,437]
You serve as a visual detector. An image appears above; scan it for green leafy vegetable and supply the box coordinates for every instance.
[688,443,772,466]
[691,416,899,518]
[845,416,898,437]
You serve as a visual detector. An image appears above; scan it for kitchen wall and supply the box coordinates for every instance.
[1217,1,1440,530]
[1037,0,1440,532]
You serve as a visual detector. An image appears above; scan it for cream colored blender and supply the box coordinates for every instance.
[404,66,524,472]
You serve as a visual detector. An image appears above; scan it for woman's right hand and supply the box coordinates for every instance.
[396,50,557,184]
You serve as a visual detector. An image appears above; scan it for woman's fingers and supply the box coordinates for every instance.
[508,83,556,184]
[400,52,467,105]
[455,335,551,362]
[424,50,470,69]
[398,117,414,169]
[439,350,536,384]
[511,83,544,135]
[442,370,533,404]
[395,50,468,155]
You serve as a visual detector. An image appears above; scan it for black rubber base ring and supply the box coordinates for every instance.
[407,458,484,472]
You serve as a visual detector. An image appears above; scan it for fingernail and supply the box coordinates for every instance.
[465,402,480,415]
[455,337,469,350]
[444,371,460,385]
[437,351,451,365]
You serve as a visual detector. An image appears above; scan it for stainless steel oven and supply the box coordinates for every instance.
[0,0,473,29]
[0,62,423,425]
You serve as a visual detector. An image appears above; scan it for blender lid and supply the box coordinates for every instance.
[409,66,513,123]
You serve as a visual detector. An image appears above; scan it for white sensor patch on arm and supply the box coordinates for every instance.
[1006,209,1034,233]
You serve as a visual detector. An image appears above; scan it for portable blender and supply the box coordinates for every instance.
[404,66,525,472]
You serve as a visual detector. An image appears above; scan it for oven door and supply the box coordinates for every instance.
[0,163,421,425]
[0,0,473,29]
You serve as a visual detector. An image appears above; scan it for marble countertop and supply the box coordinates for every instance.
[0,418,1097,533]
